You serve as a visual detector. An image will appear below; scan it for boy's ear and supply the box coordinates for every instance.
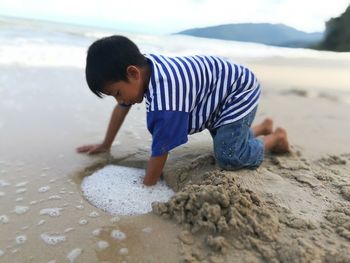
[126,66,140,80]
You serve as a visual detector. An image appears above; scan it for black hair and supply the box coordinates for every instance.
[85,35,147,98]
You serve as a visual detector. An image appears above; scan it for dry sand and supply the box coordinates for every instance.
[1,53,350,263]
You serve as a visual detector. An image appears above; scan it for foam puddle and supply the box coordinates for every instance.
[81,165,174,215]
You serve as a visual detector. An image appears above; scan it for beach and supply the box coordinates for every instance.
[1,17,350,262]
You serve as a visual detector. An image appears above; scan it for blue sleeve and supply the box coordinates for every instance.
[147,111,189,156]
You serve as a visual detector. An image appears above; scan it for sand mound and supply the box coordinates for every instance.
[153,171,278,240]
[152,171,283,261]
[81,165,174,215]
[152,152,350,262]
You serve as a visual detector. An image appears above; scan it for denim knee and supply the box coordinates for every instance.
[211,108,264,171]
[214,150,245,170]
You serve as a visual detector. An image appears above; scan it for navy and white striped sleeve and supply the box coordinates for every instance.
[147,111,189,156]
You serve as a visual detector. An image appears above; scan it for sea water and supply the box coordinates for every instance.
[1,16,350,70]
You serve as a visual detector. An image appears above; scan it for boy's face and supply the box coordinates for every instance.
[102,66,146,105]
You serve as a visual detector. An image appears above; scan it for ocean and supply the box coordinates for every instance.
[1,15,350,69]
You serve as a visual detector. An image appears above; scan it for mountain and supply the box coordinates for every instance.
[176,23,323,48]
[318,5,350,51]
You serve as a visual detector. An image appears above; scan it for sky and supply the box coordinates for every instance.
[0,0,349,34]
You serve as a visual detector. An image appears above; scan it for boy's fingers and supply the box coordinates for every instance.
[77,145,92,153]
[76,146,87,152]
[88,148,100,155]
[78,145,108,155]
[88,147,108,155]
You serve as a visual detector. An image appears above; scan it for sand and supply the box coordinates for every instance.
[152,151,350,262]
[1,21,350,263]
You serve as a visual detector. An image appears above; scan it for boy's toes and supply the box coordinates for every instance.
[272,127,290,153]
[262,118,274,135]
[275,127,287,137]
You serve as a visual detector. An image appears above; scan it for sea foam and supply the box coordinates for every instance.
[38,186,50,193]
[40,233,66,245]
[40,208,62,217]
[0,215,9,224]
[16,235,27,244]
[67,248,82,263]
[15,181,28,187]
[111,230,126,241]
[14,206,29,215]
[16,188,27,194]
[92,228,101,236]
[97,240,109,250]
[119,248,128,255]
[81,165,174,216]
[0,180,10,187]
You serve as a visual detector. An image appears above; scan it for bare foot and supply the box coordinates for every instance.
[252,118,274,136]
[270,128,290,154]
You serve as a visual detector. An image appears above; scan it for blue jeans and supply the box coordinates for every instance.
[210,107,264,170]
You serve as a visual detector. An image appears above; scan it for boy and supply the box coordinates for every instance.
[77,35,289,186]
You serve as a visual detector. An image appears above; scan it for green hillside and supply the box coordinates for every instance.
[318,5,350,51]
[177,23,323,48]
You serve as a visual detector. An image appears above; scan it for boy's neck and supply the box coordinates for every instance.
[141,63,151,94]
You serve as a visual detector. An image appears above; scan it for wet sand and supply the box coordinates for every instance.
[1,53,350,262]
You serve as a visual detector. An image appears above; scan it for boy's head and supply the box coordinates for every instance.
[85,35,148,99]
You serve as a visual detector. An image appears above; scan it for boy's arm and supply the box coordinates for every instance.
[143,153,168,186]
[102,104,131,147]
[77,104,131,154]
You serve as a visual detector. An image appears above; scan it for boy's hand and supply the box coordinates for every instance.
[76,144,110,155]
[143,153,168,186]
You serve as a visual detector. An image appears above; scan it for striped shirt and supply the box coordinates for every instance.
[144,54,261,156]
